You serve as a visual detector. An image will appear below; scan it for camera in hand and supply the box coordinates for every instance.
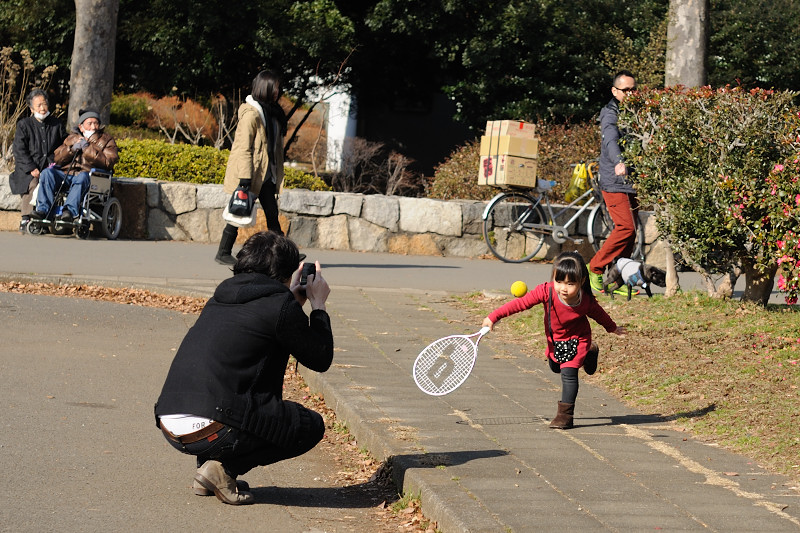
[299,262,316,295]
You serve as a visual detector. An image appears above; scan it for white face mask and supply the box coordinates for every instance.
[83,129,95,139]
[33,111,50,120]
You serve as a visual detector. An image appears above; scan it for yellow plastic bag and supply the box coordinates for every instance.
[564,163,588,202]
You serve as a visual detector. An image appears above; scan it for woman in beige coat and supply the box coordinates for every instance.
[216,70,288,265]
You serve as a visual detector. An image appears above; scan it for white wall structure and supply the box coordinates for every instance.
[323,90,357,172]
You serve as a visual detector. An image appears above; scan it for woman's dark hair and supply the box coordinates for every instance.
[26,88,48,108]
[251,70,282,103]
[233,231,299,282]
[552,251,593,298]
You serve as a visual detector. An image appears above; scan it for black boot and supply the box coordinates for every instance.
[215,225,238,265]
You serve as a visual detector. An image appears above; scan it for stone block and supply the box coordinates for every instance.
[362,195,399,231]
[279,189,334,215]
[333,193,362,217]
[160,182,197,215]
[317,214,350,250]
[197,183,228,209]
[0,209,19,231]
[0,174,21,210]
[439,236,491,258]
[286,215,318,248]
[640,211,660,245]
[348,218,388,252]
[112,179,148,240]
[146,180,160,208]
[460,200,486,235]
[148,209,187,241]
[399,197,462,236]
[176,208,214,242]
[387,233,443,256]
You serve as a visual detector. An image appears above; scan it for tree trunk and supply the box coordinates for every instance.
[663,238,681,297]
[664,0,709,87]
[741,258,777,306]
[68,0,119,129]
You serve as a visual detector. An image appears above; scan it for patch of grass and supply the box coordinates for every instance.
[457,290,800,482]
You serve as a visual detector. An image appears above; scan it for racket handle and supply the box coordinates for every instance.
[479,326,491,336]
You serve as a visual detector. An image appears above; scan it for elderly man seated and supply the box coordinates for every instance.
[30,109,119,223]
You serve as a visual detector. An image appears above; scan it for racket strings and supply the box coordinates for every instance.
[415,336,476,394]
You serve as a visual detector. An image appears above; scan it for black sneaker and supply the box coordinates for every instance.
[59,210,74,223]
[584,342,599,375]
[30,210,46,220]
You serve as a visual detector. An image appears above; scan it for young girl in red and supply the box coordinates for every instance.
[482,251,626,429]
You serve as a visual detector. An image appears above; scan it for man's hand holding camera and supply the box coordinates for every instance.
[291,260,329,311]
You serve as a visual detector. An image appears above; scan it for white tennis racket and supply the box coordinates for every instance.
[413,326,490,396]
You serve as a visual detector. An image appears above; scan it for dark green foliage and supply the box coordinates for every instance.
[110,93,150,126]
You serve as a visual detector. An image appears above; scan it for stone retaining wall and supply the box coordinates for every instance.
[0,173,665,263]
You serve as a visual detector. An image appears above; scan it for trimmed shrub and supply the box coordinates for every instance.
[115,139,228,183]
[115,138,323,189]
[110,93,150,126]
[428,139,494,201]
[283,166,332,191]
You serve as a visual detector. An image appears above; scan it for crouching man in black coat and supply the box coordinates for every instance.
[155,232,333,505]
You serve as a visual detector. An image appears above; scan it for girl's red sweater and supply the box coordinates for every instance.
[487,281,618,368]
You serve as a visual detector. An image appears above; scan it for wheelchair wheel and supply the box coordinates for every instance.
[101,197,122,240]
[26,220,44,235]
[76,222,91,240]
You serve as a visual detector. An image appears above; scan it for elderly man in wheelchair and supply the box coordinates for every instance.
[29,109,120,239]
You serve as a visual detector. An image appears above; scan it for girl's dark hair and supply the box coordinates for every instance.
[251,70,281,103]
[233,231,299,282]
[552,251,593,298]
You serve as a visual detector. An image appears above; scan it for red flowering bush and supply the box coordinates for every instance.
[620,86,800,304]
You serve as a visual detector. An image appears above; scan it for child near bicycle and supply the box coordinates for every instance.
[482,251,626,429]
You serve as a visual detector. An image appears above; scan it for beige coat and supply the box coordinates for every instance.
[223,102,284,195]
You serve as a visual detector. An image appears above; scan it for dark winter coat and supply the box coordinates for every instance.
[154,273,334,447]
[9,115,65,194]
[598,98,635,194]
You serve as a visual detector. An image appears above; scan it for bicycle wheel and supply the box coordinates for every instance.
[482,191,548,263]
[586,203,645,261]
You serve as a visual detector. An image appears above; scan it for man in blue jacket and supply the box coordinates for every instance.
[588,70,639,292]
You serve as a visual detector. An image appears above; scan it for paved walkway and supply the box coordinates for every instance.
[1,232,798,532]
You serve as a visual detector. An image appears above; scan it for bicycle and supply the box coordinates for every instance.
[481,162,644,263]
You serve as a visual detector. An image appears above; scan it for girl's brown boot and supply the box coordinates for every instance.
[549,401,574,429]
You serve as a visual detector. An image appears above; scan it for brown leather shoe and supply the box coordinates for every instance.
[549,401,574,429]
[193,477,250,496]
[194,460,254,505]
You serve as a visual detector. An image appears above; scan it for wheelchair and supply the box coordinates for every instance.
[27,168,122,240]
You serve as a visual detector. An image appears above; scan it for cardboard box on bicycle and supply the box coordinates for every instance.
[484,120,536,140]
[478,154,538,188]
[480,135,539,158]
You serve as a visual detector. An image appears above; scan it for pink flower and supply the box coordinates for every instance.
[774,164,785,172]
[787,296,798,305]
[778,240,786,249]
[796,194,800,206]
[777,274,786,290]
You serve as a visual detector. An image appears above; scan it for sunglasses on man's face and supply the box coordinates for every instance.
[614,86,636,93]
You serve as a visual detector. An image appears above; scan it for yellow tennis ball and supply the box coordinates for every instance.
[510,281,528,297]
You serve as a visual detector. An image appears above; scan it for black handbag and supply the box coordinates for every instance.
[546,286,579,364]
[228,183,255,217]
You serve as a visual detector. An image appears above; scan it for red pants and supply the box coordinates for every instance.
[589,191,639,274]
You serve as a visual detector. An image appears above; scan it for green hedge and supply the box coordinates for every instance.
[114,138,328,190]
[116,139,228,184]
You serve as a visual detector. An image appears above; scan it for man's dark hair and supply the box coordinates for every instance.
[233,231,299,282]
[26,88,48,108]
[251,70,282,103]
[613,70,636,85]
